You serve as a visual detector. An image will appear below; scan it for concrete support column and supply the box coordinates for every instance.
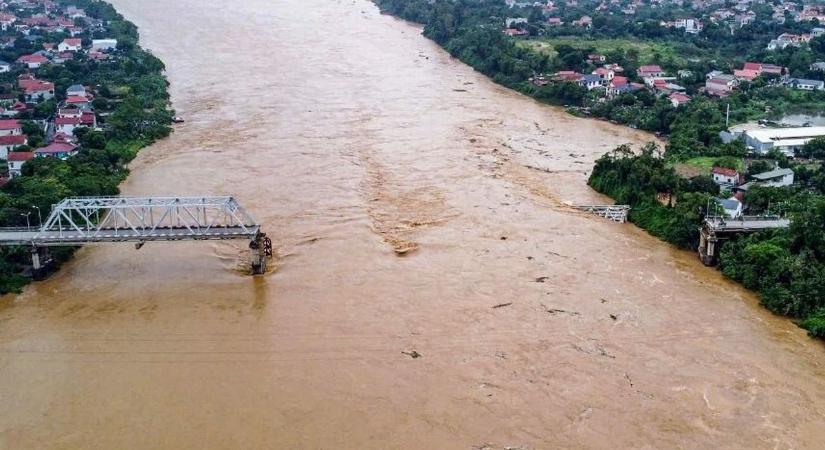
[250,233,268,275]
[31,248,41,270]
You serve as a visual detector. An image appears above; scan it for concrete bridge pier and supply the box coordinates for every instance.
[698,229,718,266]
[250,232,273,275]
[30,247,52,280]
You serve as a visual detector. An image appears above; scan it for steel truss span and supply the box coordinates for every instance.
[32,196,260,245]
[0,196,270,275]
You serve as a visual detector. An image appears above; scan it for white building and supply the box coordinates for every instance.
[57,38,81,52]
[711,167,741,187]
[91,39,118,51]
[750,168,794,187]
[6,151,34,178]
[742,126,825,157]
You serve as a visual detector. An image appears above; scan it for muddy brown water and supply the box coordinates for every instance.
[1,1,824,448]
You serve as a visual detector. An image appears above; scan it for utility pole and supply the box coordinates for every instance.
[726,103,730,128]
[21,212,30,231]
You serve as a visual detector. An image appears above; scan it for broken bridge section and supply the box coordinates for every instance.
[570,204,630,223]
[0,196,272,275]
[698,216,790,266]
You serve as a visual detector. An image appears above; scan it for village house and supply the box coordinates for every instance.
[504,28,528,37]
[711,166,741,187]
[705,74,739,97]
[787,78,825,91]
[750,167,794,187]
[580,74,604,90]
[573,16,592,27]
[811,61,825,72]
[55,110,95,134]
[34,142,78,159]
[546,17,562,26]
[637,65,664,79]
[0,134,27,159]
[669,92,691,107]
[57,38,81,52]
[6,151,34,178]
[742,62,784,76]
[16,53,48,69]
[592,67,614,84]
[0,13,16,31]
[91,38,117,51]
[19,77,55,103]
[0,119,22,136]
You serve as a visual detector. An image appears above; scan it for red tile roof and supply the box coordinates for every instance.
[16,54,48,64]
[712,167,739,177]
[35,142,77,154]
[0,119,20,130]
[7,151,34,161]
[0,134,26,145]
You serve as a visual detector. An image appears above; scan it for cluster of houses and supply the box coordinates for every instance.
[506,0,825,37]
[0,79,98,182]
[0,1,119,184]
[710,164,795,218]
[766,29,824,51]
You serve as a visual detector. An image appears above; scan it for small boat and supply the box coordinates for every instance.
[172,116,185,124]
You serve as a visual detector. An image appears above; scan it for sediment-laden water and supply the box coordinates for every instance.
[1,0,824,448]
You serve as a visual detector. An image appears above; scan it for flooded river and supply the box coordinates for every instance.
[1,0,824,448]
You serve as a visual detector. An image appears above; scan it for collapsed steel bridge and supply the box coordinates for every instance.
[0,196,272,275]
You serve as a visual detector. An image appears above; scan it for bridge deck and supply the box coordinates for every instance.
[705,218,790,233]
[0,226,260,246]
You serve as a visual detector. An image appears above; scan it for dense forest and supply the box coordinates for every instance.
[0,0,173,293]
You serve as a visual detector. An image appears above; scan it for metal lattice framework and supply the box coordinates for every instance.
[22,196,260,246]
[570,205,630,223]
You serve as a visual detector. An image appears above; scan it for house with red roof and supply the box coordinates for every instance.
[16,53,48,69]
[0,13,17,31]
[734,69,760,81]
[58,38,82,52]
[637,65,664,79]
[55,111,95,135]
[669,92,691,107]
[35,142,78,159]
[546,17,563,26]
[742,62,784,77]
[64,95,91,109]
[553,71,584,82]
[6,151,34,178]
[0,119,22,136]
[711,167,741,187]
[593,67,614,83]
[0,134,27,158]
[20,80,55,103]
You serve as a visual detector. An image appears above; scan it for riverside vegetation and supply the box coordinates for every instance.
[373,0,825,338]
[0,0,173,293]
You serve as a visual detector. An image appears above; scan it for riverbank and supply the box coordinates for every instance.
[0,0,173,293]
